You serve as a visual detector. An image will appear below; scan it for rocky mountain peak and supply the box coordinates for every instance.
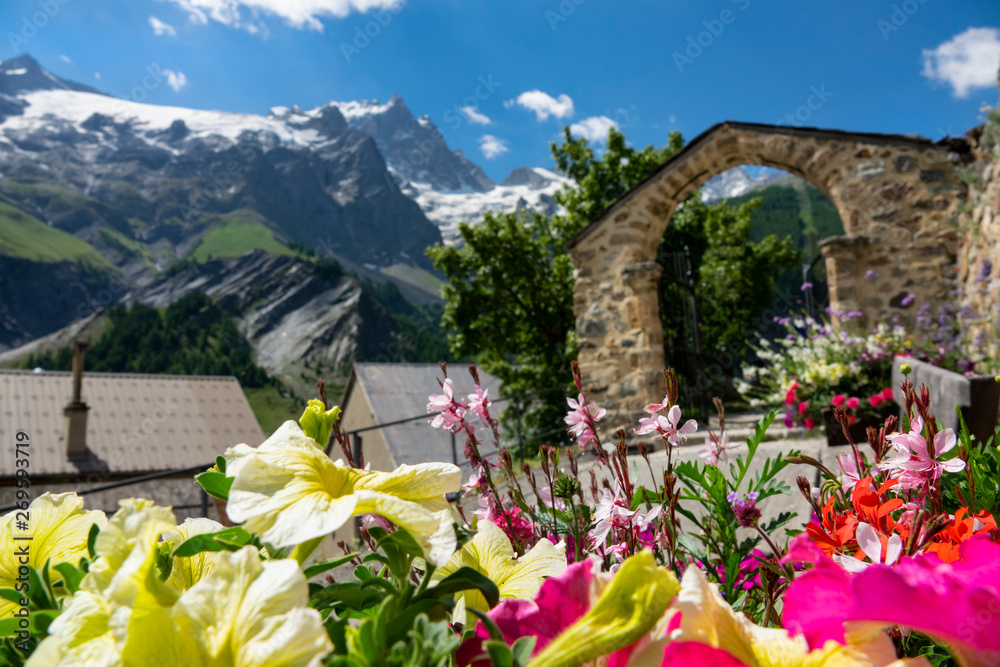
[0,54,105,96]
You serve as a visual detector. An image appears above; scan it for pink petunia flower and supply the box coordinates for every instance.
[881,387,894,401]
[797,401,810,416]
[782,534,1000,664]
[869,394,884,408]
[846,396,860,410]
[803,417,817,430]
[832,394,846,407]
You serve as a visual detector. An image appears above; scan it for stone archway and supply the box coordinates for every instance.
[566,121,971,432]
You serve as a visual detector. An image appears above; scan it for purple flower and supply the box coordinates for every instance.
[864,270,881,280]
[900,293,916,307]
[977,259,992,283]
[800,282,813,291]
[729,492,762,528]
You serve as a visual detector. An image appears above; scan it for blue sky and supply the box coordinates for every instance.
[3,0,999,181]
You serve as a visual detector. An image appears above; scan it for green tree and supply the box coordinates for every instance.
[427,210,576,440]
[659,197,800,409]
[427,127,686,441]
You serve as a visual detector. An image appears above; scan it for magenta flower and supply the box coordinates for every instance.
[782,534,1000,665]
[846,396,860,410]
[427,378,468,432]
[565,393,606,448]
[634,405,697,447]
[661,643,747,667]
[456,560,595,666]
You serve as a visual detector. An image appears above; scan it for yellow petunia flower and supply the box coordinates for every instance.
[121,546,333,667]
[432,520,566,627]
[224,421,462,565]
[161,518,225,591]
[27,498,177,667]
[0,492,106,618]
[625,566,930,667]
[528,550,680,667]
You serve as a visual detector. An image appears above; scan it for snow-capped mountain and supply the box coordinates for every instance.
[0,55,441,275]
[324,96,567,244]
[700,166,792,202]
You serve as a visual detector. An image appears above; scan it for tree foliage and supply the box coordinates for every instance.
[427,127,685,441]
[659,197,800,408]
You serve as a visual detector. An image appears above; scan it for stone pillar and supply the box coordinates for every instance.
[573,257,665,435]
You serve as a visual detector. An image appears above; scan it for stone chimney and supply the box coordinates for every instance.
[64,339,90,459]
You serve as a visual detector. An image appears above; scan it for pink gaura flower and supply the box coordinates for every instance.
[836,450,862,492]
[591,483,635,546]
[427,378,468,432]
[634,405,697,447]
[782,534,1000,666]
[467,384,492,423]
[881,416,965,490]
[565,393,606,448]
[699,430,739,466]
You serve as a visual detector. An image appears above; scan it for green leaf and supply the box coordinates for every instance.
[485,641,514,667]
[421,566,500,609]
[87,523,100,561]
[172,527,252,558]
[28,610,57,636]
[511,636,538,667]
[0,617,22,638]
[52,563,85,595]
[195,471,233,501]
[299,399,341,447]
[215,455,227,474]
[25,568,55,610]
[304,553,359,579]
[0,590,24,606]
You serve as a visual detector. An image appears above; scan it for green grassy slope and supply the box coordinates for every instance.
[191,218,293,263]
[0,200,113,269]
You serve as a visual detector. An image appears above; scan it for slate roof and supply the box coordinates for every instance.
[0,370,264,478]
[343,363,503,469]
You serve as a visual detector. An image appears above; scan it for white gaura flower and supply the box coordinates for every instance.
[0,492,106,618]
[224,421,462,565]
[161,518,226,591]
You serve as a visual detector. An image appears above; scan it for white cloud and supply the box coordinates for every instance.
[569,116,618,142]
[921,27,1000,98]
[163,68,188,91]
[669,113,677,124]
[461,106,492,125]
[149,15,178,36]
[94,72,101,79]
[158,0,405,32]
[60,54,72,63]
[514,90,574,121]
[478,134,509,159]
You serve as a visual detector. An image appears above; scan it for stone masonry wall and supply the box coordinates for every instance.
[958,123,1000,365]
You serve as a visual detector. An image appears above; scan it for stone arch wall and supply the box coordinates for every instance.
[566,121,971,432]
